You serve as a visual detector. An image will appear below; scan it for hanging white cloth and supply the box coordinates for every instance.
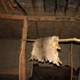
[30,36,62,66]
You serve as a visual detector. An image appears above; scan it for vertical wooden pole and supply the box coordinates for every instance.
[70,43,73,80]
[19,17,28,80]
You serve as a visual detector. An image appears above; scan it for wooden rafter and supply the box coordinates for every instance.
[1,0,9,13]
[14,0,27,15]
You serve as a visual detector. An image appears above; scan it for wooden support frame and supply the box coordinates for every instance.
[19,17,28,80]
[0,14,80,80]
[0,14,28,80]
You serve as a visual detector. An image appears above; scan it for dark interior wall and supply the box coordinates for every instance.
[26,43,33,78]
[0,39,20,74]
[60,43,80,69]
[28,21,80,39]
[73,44,80,69]
[60,44,71,66]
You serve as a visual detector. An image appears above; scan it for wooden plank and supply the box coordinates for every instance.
[19,17,28,80]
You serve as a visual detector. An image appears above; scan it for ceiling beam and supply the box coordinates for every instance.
[27,16,80,21]
[0,14,80,21]
[0,14,26,20]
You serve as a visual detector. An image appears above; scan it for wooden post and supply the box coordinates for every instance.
[70,43,73,80]
[19,17,28,80]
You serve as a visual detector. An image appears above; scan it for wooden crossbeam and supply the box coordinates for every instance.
[0,14,80,21]
[0,14,26,20]
[27,16,80,21]
[27,38,80,43]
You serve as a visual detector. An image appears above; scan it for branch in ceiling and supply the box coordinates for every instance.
[14,0,27,15]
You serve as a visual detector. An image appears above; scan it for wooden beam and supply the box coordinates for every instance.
[0,14,80,21]
[27,38,80,43]
[28,16,80,21]
[0,14,26,20]
[70,43,73,80]
[19,17,28,80]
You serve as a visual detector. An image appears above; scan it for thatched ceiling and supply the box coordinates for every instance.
[0,0,80,16]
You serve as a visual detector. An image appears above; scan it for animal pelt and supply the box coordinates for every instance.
[30,36,62,66]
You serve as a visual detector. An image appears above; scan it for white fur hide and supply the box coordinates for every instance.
[31,36,62,66]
